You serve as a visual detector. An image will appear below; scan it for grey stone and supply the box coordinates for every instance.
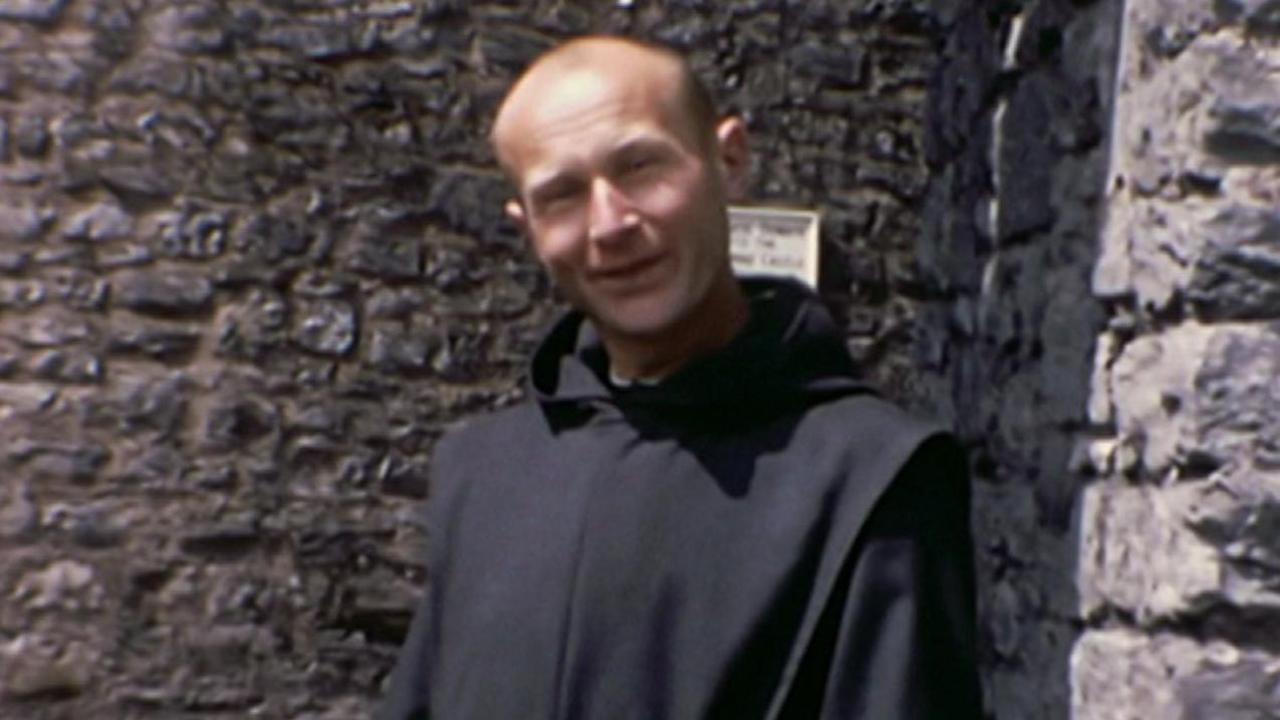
[0,0,68,22]
[653,16,715,48]
[183,462,237,491]
[0,280,44,308]
[788,39,867,87]
[48,269,108,310]
[1191,327,1280,468]
[64,506,125,548]
[1188,207,1280,320]
[16,49,90,93]
[108,319,202,361]
[150,3,230,53]
[367,326,434,374]
[1078,482,1223,620]
[30,349,103,383]
[114,270,214,316]
[377,453,428,498]
[216,289,288,360]
[0,482,38,541]
[63,201,133,241]
[12,114,49,157]
[1071,631,1200,719]
[347,232,422,280]
[1177,654,1280,719]
[15,441,109,482]
[996,77,1055,241]
[477,26,555,71]
[258,21,353,59]
[293,299,357,357]
[427,170,514,241]
[1216,0,1280,35]
[119,444,183,485]
[0,250,29,273]
[157,207,227,259]
[14,559,101,611]
[15,313,92,347]
[1204,51,1280,164]
[205,396,279,451]
[0,635,93,700]
[366,287,425,320]
[0,202,49,241]
[234,212,308,261]
[98,162,178,199]
[179,523,259,560]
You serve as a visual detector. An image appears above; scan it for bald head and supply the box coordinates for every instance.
[491,36,718,178]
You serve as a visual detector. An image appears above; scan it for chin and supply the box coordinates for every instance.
[589,294,688,340]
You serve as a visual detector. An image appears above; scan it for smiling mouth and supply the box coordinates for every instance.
[593,254,665,282]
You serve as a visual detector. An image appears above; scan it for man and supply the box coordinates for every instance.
[380,35,982,719]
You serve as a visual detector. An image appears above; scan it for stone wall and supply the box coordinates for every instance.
[920,0,1121,716]
[0,2,946,717]
[1075,0,1280,717]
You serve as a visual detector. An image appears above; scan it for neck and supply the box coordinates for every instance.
[604,275,749,382]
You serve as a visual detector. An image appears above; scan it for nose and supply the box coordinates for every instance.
[587,177,638,245]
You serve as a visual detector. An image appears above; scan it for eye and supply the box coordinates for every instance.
[625,155,655,173]
[531,180,585,216]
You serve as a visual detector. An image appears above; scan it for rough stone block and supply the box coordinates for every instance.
[1188,206,1280,320]
[0,634,93,700]
[257,19,353,59]
[0,481,37,541]
[293,299,357,357]
[233,212,306,262]
[158,207,228,260]
[114,270,214,316]
[1189,324,1280,467]
[0,280,45,308]
[108,318,202,361]
[1216,0,1280,35]
[366,325,435,374]
[216,289,288,360]
[62,201,134,241]
[30,349,103,383]
[13,559,101,611]
[0,0,67,22]
[1078,482,1222,620]
[0,202,49,241]
[148,3,230,53]
[1073,630,1280,720]
[996,78,1054,240]
[1109,323,1215,473]
[788,38,866,87]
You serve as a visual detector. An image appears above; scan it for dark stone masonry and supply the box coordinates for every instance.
[2,0,1278,718]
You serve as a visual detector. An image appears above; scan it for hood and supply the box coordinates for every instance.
[529,277,871,431]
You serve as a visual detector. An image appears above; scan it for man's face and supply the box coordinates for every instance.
[496,63,747,345]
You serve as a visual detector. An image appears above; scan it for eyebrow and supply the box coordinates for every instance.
[522,133,680,198]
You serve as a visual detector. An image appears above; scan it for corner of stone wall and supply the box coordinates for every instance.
[921,0,1123,717]
[1074,0,1280,717]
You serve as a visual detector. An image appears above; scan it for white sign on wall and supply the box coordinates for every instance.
[728,206,821,289]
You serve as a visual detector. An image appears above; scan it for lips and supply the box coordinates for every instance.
[592,254,666,283]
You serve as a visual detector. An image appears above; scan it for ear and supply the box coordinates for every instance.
[504,199,528,234]
[714,116,751,202]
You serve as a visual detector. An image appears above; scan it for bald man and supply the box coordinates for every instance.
[379,36,982,720]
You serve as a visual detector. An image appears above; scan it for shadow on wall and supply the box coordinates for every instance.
[917,0,1122,718]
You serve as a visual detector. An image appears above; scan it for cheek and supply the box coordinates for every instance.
[529,226,583,272]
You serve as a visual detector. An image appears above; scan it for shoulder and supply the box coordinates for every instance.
[791,392,965,502]
[432,399,545,463]
[802,392,945,457]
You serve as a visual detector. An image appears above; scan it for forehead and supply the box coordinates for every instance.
[494,61,697,186]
